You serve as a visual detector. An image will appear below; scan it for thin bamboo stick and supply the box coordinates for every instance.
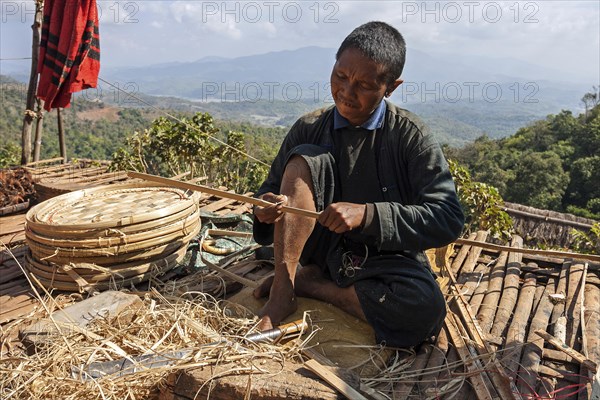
[456,238,600,263]
[128,171,321,219]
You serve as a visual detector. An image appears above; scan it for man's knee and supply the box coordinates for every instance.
[282,155,314,191]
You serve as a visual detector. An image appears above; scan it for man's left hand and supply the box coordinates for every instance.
[318,202,366,233]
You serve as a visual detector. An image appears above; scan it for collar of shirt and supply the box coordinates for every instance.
[333,100,387,130]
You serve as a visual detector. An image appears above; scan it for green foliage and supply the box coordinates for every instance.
[448,159,513,239]
[450,94,600,220]
[570,223,600,255]
[110,113,269,193]
[0,143,20,168]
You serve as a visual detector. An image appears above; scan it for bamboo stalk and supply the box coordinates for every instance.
[517,276,556,395]
[128,171,321,219]
[451,232,477,275]
[458,231,489,280]
[565,263,585,349]
[502,273,537,376]
[392,345,432,399]
[477,250,508,335]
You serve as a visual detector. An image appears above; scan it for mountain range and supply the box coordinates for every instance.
[4,46,594,146]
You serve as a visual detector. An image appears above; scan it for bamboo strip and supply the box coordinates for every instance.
[534,330,597,373]
[304,359,368,400]
[418,327,449,396]
[128,171,322,219]
[469,267,490,315]
[565,263,585,349]
[456,238,600,263]
[502,273,537,376]
[392,345,432,399]
[517,276,556,395]
[445,312,495,400]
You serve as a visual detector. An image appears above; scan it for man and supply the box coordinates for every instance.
[252,21,464,348]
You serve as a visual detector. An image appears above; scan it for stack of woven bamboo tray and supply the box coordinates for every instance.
[24,182,201,292]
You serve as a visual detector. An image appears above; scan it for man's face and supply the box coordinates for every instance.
[330,47,397,126]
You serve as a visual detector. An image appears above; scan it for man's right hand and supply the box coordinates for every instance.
[254,193,288,224]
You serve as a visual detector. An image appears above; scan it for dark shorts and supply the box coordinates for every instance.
[289,144,446,348]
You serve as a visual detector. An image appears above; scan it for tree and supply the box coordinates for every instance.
[506,151,569,210]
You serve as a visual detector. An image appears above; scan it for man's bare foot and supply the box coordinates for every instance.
[253,275,274,299]
[256,277,297,331]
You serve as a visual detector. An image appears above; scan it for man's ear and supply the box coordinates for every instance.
[385,79,403,97]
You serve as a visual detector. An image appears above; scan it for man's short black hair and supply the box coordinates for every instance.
[336,21,406,85]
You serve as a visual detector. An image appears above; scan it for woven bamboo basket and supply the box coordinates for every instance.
[24,183,201,291]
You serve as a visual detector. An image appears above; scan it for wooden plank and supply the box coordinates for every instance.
[304,359,368,400]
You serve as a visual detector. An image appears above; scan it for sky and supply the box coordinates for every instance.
[0,0,599,84]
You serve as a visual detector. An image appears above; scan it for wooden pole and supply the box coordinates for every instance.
[32,98,44,161]
[57,108,67,163]
[20,0,43,165]
[128,171,321,219]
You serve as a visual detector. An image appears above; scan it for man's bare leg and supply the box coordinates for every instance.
[294,265,367,321]
[255,155,316,330]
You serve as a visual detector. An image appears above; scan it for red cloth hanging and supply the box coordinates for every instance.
[37,0,100,111]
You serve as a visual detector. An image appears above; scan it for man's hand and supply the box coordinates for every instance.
[253,193,288,224]
[318,202,366,233]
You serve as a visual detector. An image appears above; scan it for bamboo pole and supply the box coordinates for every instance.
[565,263,585,349]
[57,108,67,162]
[128,171,321,219]
[502,273,537,375]
[517,276,556,395]
[477,250,508,335]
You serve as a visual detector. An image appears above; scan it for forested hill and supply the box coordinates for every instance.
[446,97,600,220]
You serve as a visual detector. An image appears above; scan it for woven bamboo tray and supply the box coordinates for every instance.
[24,182,202,291]
[26,202,198,239]
[25,246,186,292]
[24,246,186,283]
[27,182,199,232]
[25,207,200,249]
[27,225,199,266]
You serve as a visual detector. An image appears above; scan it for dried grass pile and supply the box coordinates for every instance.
[0,290,310,400]
[24,182,201,292]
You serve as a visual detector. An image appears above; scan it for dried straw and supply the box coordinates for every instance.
[0,288,312,400]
